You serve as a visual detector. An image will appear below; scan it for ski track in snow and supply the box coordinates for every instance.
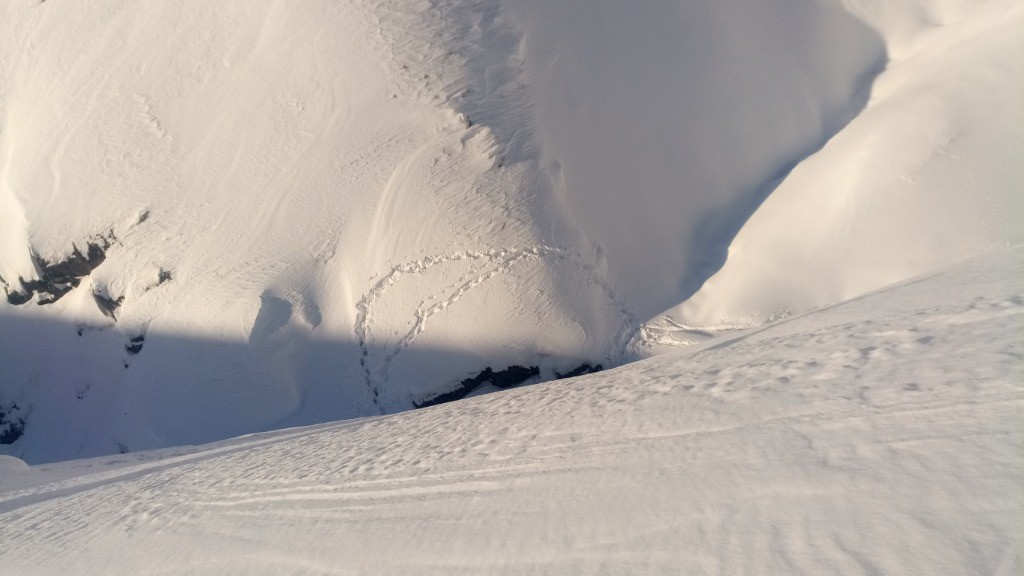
[0,5,1019,554]
[0,423,342,515]
[0,249,1020,575]
[355,245,641,409]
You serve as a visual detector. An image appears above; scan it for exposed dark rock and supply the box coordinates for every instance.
[6,231,116,306]
[37,238,109,279]
[556,363,603,379]
[0,401,26,445]
[487,365,541,389]
[93,291,125,319]
[126,334,145,355]
[415,364,540,408]
[157,269,173,284]
[0,420,23,444]
[5,288,32,306]
[3,271,33,305]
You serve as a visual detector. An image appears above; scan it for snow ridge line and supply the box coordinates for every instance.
[354,245,642,410]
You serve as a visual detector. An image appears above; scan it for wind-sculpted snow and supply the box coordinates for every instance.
[670,0,1024,329]
[503,0,887,317]
[0,0,1020,460]
[0,248,1020,574]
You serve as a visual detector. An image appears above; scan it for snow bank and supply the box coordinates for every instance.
[0,454,28,473]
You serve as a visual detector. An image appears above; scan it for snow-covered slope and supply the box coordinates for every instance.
[666,0,1024,331]
[1,0,1021,462]
[0,0,634,461]
[1,247,1020,575]
[502,0,885,316]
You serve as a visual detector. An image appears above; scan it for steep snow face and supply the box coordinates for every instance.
[504,0,885,316]
[668,0,1024,329]
[0,248,1020,575]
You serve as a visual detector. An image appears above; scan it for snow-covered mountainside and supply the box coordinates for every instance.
[1,0,1021,462]
[1,247,1020,575]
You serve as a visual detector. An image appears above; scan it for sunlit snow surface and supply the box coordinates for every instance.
[0,0,1021,569]
[1,0,1021,462]
[1,248,1020,575]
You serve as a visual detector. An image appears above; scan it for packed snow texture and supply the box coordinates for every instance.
[0,0,1021,462]
[1,247,1021,575]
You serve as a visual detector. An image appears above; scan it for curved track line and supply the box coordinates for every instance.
[354,245,641,408]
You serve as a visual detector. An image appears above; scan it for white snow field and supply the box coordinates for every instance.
[1,246,1021,575]
[0,0,1021,462]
